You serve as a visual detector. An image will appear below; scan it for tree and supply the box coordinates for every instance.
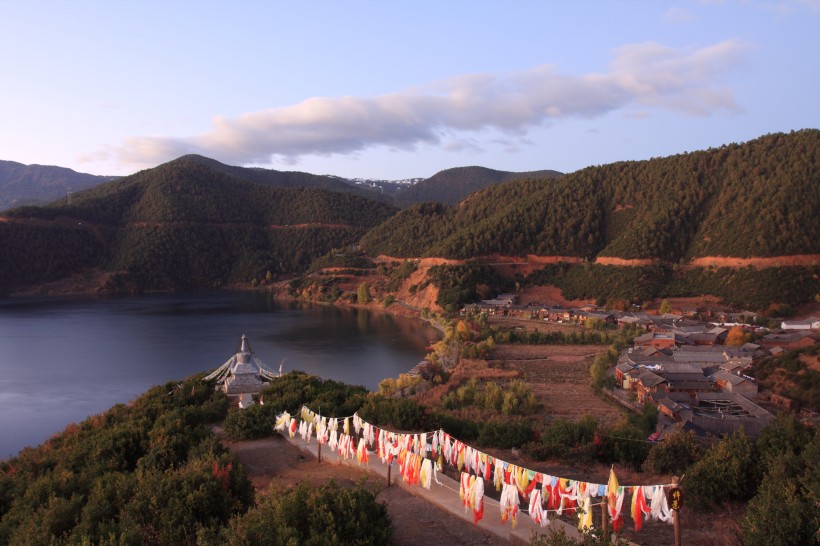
[685,428,761,509]
[356,282,371,304]
[644,427,702,475]
[589,354,612,390]
[725,325,746,346]
[741,456,815,546]
[455,320,471,341]
[658,299,672,314]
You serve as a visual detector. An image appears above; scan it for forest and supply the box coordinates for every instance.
[361,130,820,261]
[524,262,820,311]
[1,131,818,309]
[0,158,397,294]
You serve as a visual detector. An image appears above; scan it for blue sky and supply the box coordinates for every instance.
[1,1,818,179]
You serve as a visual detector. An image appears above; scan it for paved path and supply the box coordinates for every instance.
[278,430,582,545]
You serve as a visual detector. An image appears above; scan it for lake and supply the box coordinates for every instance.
[0,291,440,459]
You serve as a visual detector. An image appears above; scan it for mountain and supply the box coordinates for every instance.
[0,157,397,294]
[361,130,820,262]
[165,156,562,207]
[390,166,562,206]
[0,160,116,211]
[0,154,564,212]
[347,176,425,200]
[3,130,818,308]
[172,154,393,203]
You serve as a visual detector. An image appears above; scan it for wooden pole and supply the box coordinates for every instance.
[317,407,321,463]
[387,461,392,487]
[602,495,608,535]
[673,476,681,546]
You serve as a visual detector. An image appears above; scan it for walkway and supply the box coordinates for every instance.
[278,430,582,545]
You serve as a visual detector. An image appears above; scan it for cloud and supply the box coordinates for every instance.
[664,6,696,23]
[101,40,748,169]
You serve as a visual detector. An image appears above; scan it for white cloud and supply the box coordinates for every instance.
[100,40,749,169]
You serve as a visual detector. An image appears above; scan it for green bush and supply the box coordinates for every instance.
[257,371,369,417]
[477,420,533,449]
[358,396,424,431]
[524,416,598,461]
[685,429,761,509]
[643,428,702,475]
[222,481,392,546]
[223,404,279,441]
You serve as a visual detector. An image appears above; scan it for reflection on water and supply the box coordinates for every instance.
[0,292,439,459]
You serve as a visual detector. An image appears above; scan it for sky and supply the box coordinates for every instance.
[1,1,818,180]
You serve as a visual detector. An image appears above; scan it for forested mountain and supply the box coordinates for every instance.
[158,157,563,207]
[361,130,820,261]
[172,154,393,204]
[0,160,115,211]
[0,158,397,294]
[390,166,563,206]
[2,131,817,307]
[0,154,563,214]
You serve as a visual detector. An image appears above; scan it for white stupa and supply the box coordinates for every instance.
[204,334,278,395]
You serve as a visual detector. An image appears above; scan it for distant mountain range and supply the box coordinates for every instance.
[0,155,562,211]
[0,160,116,210]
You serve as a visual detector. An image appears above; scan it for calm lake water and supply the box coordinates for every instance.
[0,292,440,459]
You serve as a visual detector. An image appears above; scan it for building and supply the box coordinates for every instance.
[653,391,773,437]
[634,332,678,350]
[759,331,818,350]
[707,369,758,399]
[780,319,820,330]
[204,334,279,396]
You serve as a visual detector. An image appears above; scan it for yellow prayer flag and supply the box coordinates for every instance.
[607,468,619,496]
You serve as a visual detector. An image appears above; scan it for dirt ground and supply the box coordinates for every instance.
[489,343,620,428]
[223,434,505,546]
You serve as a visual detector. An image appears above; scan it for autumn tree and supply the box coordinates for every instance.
[455,319,471,341]
[725,325,746,346]
[357,282,371,304]
[658,299,672,314]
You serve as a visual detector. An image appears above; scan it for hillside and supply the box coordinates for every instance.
[0,158,397,294]
[0,160,115,211]
[353,131,820,311]
[2,130,818,308]
[361,130,820,261]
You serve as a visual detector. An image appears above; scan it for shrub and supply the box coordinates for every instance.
[644,428,702,475]
[223,404,278,441]
[477,420,533,449]
[685,429,761,509]
[223,480,392,545]
[358,396,424,431]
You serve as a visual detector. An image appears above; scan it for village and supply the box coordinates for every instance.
[464,293,820,440]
